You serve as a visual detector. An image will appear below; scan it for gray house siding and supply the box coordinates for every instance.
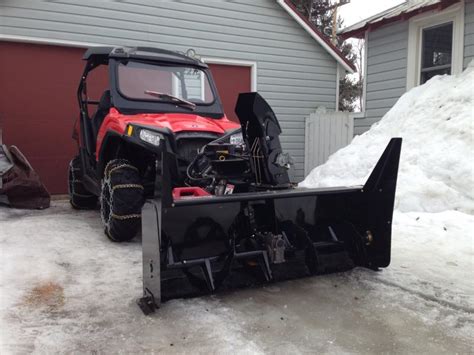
[355,21,408,135]
[0,0,339,181]
[355,2,473,136]
[465,0,474,67]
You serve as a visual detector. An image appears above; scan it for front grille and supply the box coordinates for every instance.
[176,137,216,162]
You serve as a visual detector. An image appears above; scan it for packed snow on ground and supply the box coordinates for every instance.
[301,66,474,315]
[1,203,473,353]
[1,68,473,353]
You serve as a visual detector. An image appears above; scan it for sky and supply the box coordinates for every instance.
[338,0,405,28]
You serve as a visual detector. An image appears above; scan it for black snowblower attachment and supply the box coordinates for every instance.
[138,93,401,314]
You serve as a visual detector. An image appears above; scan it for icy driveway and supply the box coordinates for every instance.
[1,202,473,354]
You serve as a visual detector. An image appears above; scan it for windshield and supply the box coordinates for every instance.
[117,61,215,104]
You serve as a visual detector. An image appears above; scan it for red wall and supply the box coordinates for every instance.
[208,64,251,122]
[0,42,87,194]
[0,42,251,194]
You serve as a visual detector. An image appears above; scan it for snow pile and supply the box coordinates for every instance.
[300,66,474,214]
[299,67,474,317]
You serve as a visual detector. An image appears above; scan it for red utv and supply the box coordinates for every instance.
[70,47,239,241]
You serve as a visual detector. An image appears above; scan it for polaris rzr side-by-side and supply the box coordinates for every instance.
[70,46,401,314]
[70,46,240,241]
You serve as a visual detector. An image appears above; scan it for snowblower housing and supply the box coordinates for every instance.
[138,93,402,314]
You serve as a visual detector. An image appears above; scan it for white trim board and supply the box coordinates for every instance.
[335,64,342,111]
[406,3,464,90]
[201,57,258,92]
[362,31,369,113]
[0,34,108,48]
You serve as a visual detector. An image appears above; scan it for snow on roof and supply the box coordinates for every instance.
[339,0,460,39]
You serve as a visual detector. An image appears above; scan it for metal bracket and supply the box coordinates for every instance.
[140,200,162,315]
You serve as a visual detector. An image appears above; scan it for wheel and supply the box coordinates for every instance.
[68,156,98,210]
[100,159,144,242]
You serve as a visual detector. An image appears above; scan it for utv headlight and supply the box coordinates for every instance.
[229,132,244,146]
[139,129,163,146]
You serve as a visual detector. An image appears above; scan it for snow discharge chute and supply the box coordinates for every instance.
[138,93,402,314]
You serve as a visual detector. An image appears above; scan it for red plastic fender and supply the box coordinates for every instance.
[95,108,240,160]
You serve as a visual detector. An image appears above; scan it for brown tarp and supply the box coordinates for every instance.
[0,145,50,209]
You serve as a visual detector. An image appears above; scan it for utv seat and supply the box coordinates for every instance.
[91,90,111,139]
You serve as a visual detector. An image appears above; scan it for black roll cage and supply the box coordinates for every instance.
[77,58,105,155]
[76,47,225,156]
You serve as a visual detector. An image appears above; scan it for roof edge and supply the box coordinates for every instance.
[339,0,460,39]
[277,0,355,73]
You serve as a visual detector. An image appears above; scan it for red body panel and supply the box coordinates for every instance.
[96,108,240,159]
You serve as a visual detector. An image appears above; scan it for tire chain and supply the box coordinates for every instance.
[101,160,143,231]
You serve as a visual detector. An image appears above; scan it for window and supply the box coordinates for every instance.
[117,61,214,104]
[406,4,464,89]
[420,22,453,84]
